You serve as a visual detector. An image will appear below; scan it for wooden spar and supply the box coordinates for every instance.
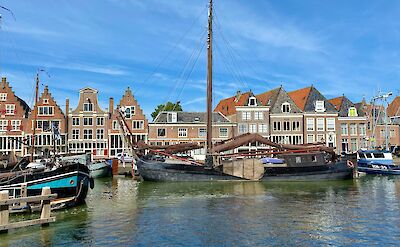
[206,0,213,164]
[138,141,203,154]
[116,107,139,159]
[31,73,39,162]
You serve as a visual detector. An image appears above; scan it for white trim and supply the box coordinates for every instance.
[338,117,367,121]
[304,113,338,116]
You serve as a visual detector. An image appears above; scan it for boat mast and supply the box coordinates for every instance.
[31,72,39,162]
[206,0,213,166]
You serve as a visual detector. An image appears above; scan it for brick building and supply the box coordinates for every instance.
[329,96,368,153]
[67,87,109,159]
[0,77,29,156]
[288,86,338,148]
[108,87,148,157]
[25,85,68,156]
[148,111,235,160]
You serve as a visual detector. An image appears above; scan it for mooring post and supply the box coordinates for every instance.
[0,190,10,233]
[40,187,51,227]
[20,183,28,208]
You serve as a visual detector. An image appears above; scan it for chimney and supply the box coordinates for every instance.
[65,98,70,148]
[235,90,241,102]
[65,98,69,115]
[109,97,114,115]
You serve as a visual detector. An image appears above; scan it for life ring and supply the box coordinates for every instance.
[347,160,354,168]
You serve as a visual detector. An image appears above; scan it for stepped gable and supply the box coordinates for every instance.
[0,77,30,118]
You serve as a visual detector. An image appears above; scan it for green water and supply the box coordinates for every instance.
[1,176,400,246]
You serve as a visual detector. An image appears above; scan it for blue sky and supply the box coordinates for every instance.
[1,0,400,118]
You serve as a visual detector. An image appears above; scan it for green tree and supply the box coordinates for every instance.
[151,101,183,120]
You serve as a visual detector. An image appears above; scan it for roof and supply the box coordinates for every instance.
[256,87,280,106]
[329,96,366,117]
[214,91,251,116]
[388,96,400,117]
[328,96,344,111]
[154,111,230,123]
[287,87,312,111]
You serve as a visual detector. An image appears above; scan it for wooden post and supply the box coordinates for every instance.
[40,187,51,227]
[20,183,27,208]
[0,191,10,233]
[112,158,118,176]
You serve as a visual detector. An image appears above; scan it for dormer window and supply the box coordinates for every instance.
[348,107,358,117]
[281,102,291,113]
[167,112,177,123]
[194,117,200,122]
[83,103,93,112]
[43,98,49,104]
[0,93,7,101]
[315,101,325,112]
[248,97,257,106]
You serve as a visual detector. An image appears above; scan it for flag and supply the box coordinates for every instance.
[52,122,61,140]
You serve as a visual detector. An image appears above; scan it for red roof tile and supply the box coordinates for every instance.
[287,87,312,111]
[388,96,400,117]
[214,92,251,116]
[328,96,344,111]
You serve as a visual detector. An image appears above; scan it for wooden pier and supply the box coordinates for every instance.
[0,187,57,233]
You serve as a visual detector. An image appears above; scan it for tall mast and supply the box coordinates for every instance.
[206,0,213,164]
[31,72,39,162]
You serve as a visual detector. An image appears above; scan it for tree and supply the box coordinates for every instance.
[151,101,183,120]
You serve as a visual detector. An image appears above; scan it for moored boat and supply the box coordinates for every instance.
[357,150,400,175]
[89,160,111,178]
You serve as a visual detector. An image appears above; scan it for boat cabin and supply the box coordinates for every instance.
[357,150,393,165]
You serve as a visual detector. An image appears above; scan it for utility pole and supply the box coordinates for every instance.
[372,91,392,151]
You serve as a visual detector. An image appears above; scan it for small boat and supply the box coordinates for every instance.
[357,150,400,175]
[88,160,111,178]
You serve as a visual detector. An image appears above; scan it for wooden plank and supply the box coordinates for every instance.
[0,191,9,228]
[0,217,55,231]
[0,194,57,205]
[40,187,51,221]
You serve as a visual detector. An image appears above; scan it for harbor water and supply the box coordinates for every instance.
[2,176,400,246]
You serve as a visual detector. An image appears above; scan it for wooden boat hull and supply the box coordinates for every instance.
[136,160,244,182]
[262,161,353,181]
[89,161,111,178]
[0,163,92,206]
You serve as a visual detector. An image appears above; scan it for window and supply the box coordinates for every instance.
[317,134,325,142]
[36,120,50,131]
[341,123,348,135]
[72,129,79,140]
[167,112,177,123]
[315,101,325,112]
[219,128,228,137]
[292,121,300,131]
[124,106,135,118]
[0,93,7,101]
[306,118,314,131]
[112,120,119,130]
[249,124,257,133]
[199,128,206,137]
[350,123,357,136]
[132,120,144,129]
[341,138,349,152]
[83,129,93,139]
[348,107,358,117]
[326,118,335,131]
[307,134,315,144]
[248,97,257,106]
[273,121,281,131]
[83,117,93,126]
[43,98,49,104]
[258,124,268,133]
[317,118,324,131]
[350,138,358,151]
[283,121,290,131]
[0,120,7,131]
[157,128,166,137]
[238,123,248,133]
[390,129,395,138]
[359,123,366,136]
[178,128,187,137]
[6,104,15,115]
[295,157,302,163]
[96,117,104,126]
[83,103,93,112]
[254,112,264,120]
[11,120,20,131]
[38,106,53,116]
[281,103,290,113]
[96,129,104,139]
[72,117,80,126]
[242,111,251,121]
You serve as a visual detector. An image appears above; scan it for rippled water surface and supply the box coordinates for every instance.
[2,176,400,246]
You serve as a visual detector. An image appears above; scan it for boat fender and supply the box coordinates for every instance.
[347,160,354,168]
[89,177,95,189]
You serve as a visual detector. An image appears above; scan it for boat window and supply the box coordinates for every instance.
[311,155,317,162]
[373,153,384,158]
[296,157,301,163]
[365,153,372,158]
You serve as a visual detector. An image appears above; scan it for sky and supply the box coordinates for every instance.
[1,0,400,118]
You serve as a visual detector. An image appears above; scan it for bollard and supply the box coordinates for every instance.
[40,187,51,227]
[112,158,119,176]
[0,190,10,233]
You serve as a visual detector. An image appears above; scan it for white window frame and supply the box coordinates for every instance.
[326,118,335,131]
[157,128,166,137]
[281,102,291,113]
[306,118,314,131]
[112,120,119,130]
[178,128,187,137]
[258,124,268,133]
[11,120,20,131]
[0,93,7,101]
[96,117,104,126]
[307,134,315,144]
[72,117,80,126]
[317,118,324,131]
[238,123,248,133]
[341,123,348,135]
[83,103,93,112]
[96,128,104,140]
[350,123,357,136]
[83,129,93,139]
[198,128,206,137]
[0,120,7,131]
[254,112,264,120]
[348,107,358,117]
[315,101,325,112]
[6,104,15,115]
[249,124,257,133]
[219,128,228,138]
[72,129,80,140]
[248,97,257,106]
[242,111,251,121]
[38,106,54,116]
[132,120,144,130]
[83,117,93,126]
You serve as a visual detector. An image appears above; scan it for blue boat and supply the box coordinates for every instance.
[357,150,400,175]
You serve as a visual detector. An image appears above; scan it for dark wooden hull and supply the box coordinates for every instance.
[262,160,353,181]
[136,160,243,182]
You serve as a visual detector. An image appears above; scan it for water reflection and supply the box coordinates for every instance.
[1,176,400,246]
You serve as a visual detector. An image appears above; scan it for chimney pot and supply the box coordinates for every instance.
[109,97,114,115]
